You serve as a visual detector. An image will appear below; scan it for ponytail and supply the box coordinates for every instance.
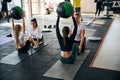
[63,32,67,45]
[62,26,70,45]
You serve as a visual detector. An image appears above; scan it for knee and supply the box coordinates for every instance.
[73,43,78,47]
[28,36,32,41]
[72,43,78,50]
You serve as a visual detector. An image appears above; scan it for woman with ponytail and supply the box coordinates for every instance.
[56,15,78,64]
[12,13,30,53]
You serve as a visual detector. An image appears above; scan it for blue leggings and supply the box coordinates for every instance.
[59,43,78,64]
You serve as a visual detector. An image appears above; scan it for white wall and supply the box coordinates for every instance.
[8,0,21,10]
[81,0,96,13]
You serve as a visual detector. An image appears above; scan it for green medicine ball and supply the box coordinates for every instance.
[57,1,74,18]
[10,6,23,20]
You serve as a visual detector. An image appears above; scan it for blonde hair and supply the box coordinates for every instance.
[14,24,22,48]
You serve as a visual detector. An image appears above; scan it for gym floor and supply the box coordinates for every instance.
[0,13,120,80]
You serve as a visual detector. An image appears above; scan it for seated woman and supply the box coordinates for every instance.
[29,18,44,48]
[12,13,30,53]
[69,12,86,54]
[56,16,78,64]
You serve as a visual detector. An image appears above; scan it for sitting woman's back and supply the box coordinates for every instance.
[56,16,78,64]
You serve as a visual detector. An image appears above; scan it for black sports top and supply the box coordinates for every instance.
[56,16,77,51]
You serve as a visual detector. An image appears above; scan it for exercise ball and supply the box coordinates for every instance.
[57,1,74,18]
[10,6,23,20]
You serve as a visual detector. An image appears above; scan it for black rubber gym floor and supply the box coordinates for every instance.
[0,15,120,80]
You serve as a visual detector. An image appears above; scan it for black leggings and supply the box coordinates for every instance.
[74,37,86,53]
[59,43,78,64]
[75,7,81,12]
[95,6,102,16]
[17,40,30,53]
[33,36,44,42]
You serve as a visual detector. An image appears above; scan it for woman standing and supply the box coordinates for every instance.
[95,0,103,17]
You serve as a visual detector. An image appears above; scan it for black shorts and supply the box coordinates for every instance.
[33,36,44,42]
[17,40,30,53]
[75,7,81,12]
[1,3,8,12]
[74,40,80,45]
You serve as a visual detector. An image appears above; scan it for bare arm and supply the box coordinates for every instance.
[12,18,19,49]
[21,13,25,33]
[83,29,85,36]
[79,30,84,50]
[12,18,15,31]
